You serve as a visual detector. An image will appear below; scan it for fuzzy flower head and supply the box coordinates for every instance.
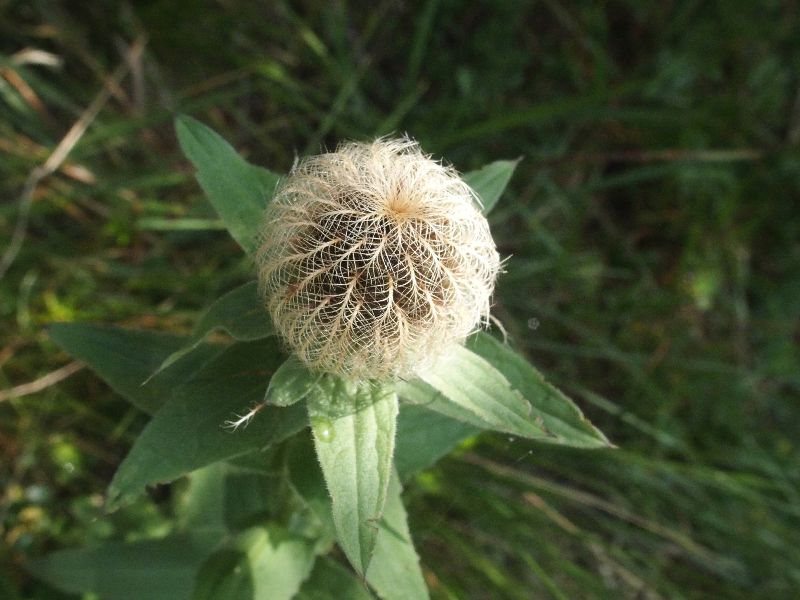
[255,137,500,380]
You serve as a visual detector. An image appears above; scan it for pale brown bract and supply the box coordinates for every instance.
[255,137,500,380]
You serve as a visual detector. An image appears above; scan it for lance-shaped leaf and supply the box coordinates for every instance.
[286,433,336,536]
[398,379,490,430]
[394,402,480,479]
[107,339,306,509]
[462,159,520,215]
[265,357,321,407]
[178,458,285,536]
[296,557,373,600]
[192,526,316,600]
[27,534,216,600]
[48,323,221,415]
[418,345,553,440]
[152,281,274,378]
[365,470,429,600]
[307,377,398,574]
[287,435,429,599]
[467,332,610,448]
[176,115,280,254]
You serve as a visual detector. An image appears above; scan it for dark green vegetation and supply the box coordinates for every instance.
[2,1,799,598]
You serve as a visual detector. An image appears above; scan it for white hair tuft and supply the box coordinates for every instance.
[255,137,500,380]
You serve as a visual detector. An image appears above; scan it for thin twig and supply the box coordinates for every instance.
[0,361,84,402]
[0,35,146,281]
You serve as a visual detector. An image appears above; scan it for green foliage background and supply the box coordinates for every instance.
[1,1,798,598]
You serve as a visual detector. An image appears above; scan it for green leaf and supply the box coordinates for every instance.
[266,357,321,407]
[175,115,280,254]
[398,379,490,430]
[286,433,336,538]
[462,159,520,214]
[191,282,273,341]
[192,527,316,600]
[296,557,372,600]
[418,345,553,440]
[288,437,429,599]
[467,332,611,448]
[27,534,215,600]
[48,323,221,415]
[107,339,307,509]
[179,460,284,535]
[179,463,228,536]
[394,403,480,479]
[221,469,283,531]
[153,281,274,378]
[366,470,429,600]
[307,377,398,574]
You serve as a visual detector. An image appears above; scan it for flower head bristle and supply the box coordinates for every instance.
[256,137,500,380]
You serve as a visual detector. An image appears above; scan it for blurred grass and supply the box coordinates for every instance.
[1,0,799,598]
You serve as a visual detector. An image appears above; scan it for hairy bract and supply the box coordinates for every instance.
[256,137,500,380]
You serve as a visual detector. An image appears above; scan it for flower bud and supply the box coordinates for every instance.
[256,137,500,380]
